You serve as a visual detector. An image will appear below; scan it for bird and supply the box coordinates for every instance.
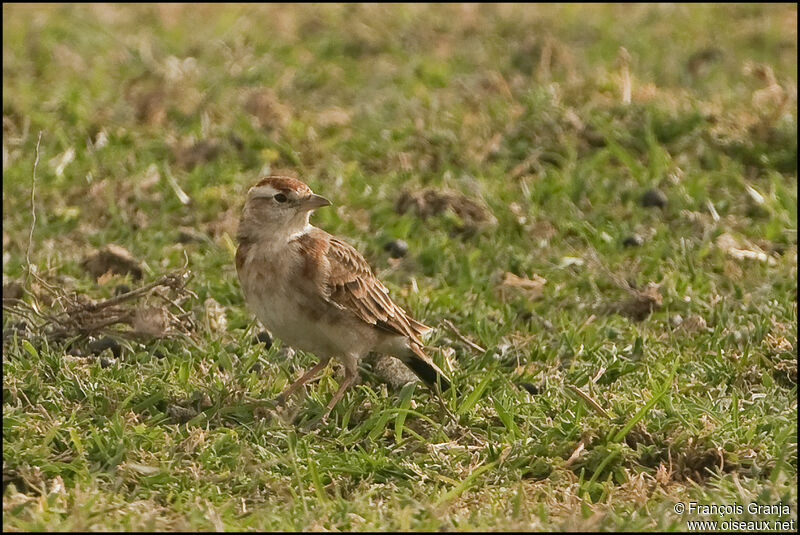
[235,174,450,422]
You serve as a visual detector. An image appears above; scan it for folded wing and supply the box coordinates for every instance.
[324,235,431,344]
[294,229,448,389]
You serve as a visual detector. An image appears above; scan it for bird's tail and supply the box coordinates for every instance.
[404,343,451,391]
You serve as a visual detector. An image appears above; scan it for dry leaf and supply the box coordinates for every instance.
[395,187,496,232]
[497,271,547,301]
[716,232,776,265]
[620,282,662,321]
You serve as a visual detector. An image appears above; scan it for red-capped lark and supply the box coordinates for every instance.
[236,175,450,423]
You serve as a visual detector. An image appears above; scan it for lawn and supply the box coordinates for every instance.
[2,3,797,531]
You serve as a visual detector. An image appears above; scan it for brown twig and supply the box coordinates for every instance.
[69,272,188,315]
[441,318,486,353]
[5,269,196,344]
[24,131,42,288]
[563,440,585,469]
[566,384,613,420]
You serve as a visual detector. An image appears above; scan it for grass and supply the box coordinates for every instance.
[2,3,797,531]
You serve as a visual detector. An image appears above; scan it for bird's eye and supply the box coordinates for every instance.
[274,193,288,203]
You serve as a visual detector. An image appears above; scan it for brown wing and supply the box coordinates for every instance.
[307,233,430,344]
[294,229,448,389]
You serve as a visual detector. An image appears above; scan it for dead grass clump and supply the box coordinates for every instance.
[244,89,291,131]
[618,282,663,321]
[82,244,144,281]
[395,187,496,233]
[3,271,197,344]
[671,444,736,482]
[171,139,224,170]
[496,272,547,302]
[772,359,797,386]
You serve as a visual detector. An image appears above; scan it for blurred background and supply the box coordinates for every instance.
[3,4,796,262]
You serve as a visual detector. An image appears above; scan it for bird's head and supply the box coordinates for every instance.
[237,175,331,243]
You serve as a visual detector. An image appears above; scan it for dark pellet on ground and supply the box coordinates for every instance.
[384,239,409,258]
[250,362,263,373]
[517,311,533,322]
[519,382,540,395]
[640,188,667,208]
[253,331,272,348]
[88,337,122,358]
[622,234,644,247]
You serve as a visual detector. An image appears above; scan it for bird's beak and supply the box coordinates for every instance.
[300,194,332,211]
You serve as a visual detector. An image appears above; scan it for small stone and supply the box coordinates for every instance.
[622,234,644,247]
[114,284,131,296]
[669,314,684,328]
[517,310,533,322]
[641,188,667,209]
[373,354,418,390]
[253,331,272,348]
[99,356,113,368]
[519,382,540,395]
[88,337,122,359]
[384,239,409,259]
[167,404,197,424]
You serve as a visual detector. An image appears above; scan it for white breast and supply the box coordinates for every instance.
[238,240,381,359]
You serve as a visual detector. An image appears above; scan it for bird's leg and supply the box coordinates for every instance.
[321,361,359,420]
[273,357,330,406]
[432,382,458,426]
